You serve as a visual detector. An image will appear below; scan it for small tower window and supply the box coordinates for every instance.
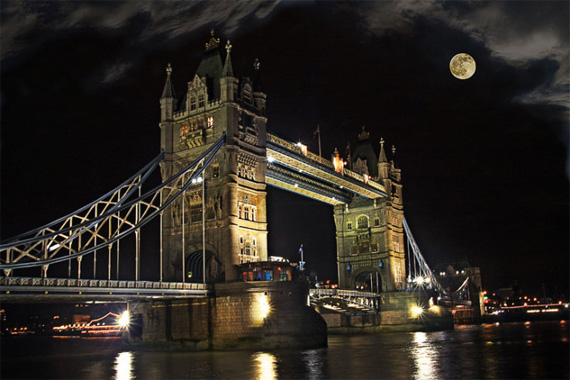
[347,222,352,231]
[244,206,250,220]
[190,97,197,111]
[212,165,220,178]
[198,94,205,108]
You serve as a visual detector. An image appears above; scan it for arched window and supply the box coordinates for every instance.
[244,206,250,220]
[357,215,368,229]
[238,204,243,219]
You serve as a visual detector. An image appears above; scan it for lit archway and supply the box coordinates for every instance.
[354,269,382,293]
[186,250,223,283]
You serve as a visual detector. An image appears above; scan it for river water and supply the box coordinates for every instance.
[2,321,568,379]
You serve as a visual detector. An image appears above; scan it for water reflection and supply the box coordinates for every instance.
[114,351,134,380]
[411,332,438,380]
[303,349,325,378]
[253,352,277,380]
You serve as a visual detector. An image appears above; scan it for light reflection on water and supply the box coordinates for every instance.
[411,332,438,379]
[114,351,134,380]
[254,352,277,380]
[1,321,568,379]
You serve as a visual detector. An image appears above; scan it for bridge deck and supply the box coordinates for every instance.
[0,277,210,301]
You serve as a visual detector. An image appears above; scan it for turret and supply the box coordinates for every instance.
[160,63,176,122]
[220,40,238,103]
[378,137,389,181]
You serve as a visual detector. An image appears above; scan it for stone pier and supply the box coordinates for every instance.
[125,281,327,350]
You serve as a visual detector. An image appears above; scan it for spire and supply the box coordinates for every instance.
[391,144,399,168]
[222,40,234,77]
[379,137,388,163]
[252,58,264,93]
[161,63,175,99]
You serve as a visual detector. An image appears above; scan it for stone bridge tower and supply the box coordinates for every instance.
[334,127,405,292]
[159,32,268,283]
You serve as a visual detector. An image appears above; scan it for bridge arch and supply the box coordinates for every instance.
[351,266,383,293]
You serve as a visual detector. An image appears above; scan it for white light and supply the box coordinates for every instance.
[49,243,61,252]
[117,310,130,328]
[411,305,424,318]
[267,156,275,163]
[294,184,298,188]
[415,276,424,285]
[114,352,134,380]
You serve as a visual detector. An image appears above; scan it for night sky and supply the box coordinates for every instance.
[1,2,568,294]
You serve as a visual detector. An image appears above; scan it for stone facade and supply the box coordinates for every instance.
[159,33,268,282]
[335,129,405,292]
[129,281,327,350]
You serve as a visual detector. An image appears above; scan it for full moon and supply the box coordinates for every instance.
[449,53,476,80]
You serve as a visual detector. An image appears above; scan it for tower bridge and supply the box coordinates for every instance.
[0,32,458,348]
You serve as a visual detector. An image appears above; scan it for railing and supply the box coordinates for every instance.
[0,276,208,290]
[310,288,381,298]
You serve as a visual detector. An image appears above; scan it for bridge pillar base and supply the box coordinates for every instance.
[125,281,327,351]
[315,290,453,333]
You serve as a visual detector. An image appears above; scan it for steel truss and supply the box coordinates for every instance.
[0,134,226,280]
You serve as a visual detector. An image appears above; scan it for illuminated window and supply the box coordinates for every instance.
[190,97,196,111]
[212,165,220,178]
[198,94,205,108]
[180,124,189,136]
[357,216,368,229]
[207,116,214,128]
[347,222,352,231]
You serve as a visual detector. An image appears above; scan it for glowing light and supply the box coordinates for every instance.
[254,352,277,380]
[117,311,130,328]
[296,142,308,156]
[411,305,424,318]
[253,293,271,325]
[267,156,275,163]
[414,277,424,285]
[48,243,61,252]
[114,351,134,380]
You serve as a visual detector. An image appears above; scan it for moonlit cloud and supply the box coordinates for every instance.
[360,1,569,111]
[0,1,283,77]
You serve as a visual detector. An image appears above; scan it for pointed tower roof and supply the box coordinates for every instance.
[222,40,234,77]
[161,63,176,99]
[351,126,378,177]
[196,30,224,100]
[378,137,388,163]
